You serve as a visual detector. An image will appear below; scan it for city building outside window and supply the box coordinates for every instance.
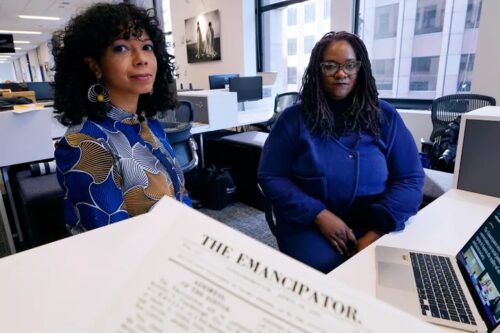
[358,0,483,100]
[374,4,399,39]
[304,35,315,54]
[260,0,330,93]
[288,38,297,56]
[323,0,331,19]
[287,66,297,84]
[410,56,439,91]
[304,3,316,23]
[288,7,297,26]
[465,0,482,29]
[372,59,395,90]
[457,53,475,92]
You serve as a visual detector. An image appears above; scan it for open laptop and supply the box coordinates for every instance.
[376,204,500,333]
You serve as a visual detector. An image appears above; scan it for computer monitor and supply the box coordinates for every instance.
[453,109,500,198]
[0,34,15,53]
[229,76,263,103]
[26,82,55,101]
[208,73,239,90]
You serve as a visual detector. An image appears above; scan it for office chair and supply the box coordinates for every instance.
[161,100,199,173]
[253,92,299,132]
[257,184,277,237]
[421,93,496,170]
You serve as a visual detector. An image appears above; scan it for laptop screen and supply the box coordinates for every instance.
[456,204,500,329]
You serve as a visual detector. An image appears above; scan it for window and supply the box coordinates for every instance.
[374,4,399,39]
[304,35,315,54]
[323,0,330,19]
[415,0,445,35]
[288,7,297,26]
[288,38,297,56]
[304,3,315,23]
[259,1,331,92]
[372,59,395,90]
[410,56,439,91]
[457,54,475,92]
[358,0,483,100]
[411,57,432,72]
[287,66,297,84]
[465,0,482,29]
[161,1,175,76]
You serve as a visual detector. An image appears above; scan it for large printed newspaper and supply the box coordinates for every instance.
[95,197,442,333]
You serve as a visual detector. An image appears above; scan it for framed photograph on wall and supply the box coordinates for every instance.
[185,10,221,63]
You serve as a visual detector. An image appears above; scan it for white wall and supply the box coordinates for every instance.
[169,0,256,90]
[471,0,500,103]
[0,63,16,82]
[18,56,30,82]
[13,59,23,82]
[27,49,42,82]
[398,109,433,152]
[37,42,54,81]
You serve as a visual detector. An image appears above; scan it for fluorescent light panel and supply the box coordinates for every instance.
[18,15,60,21]
[0,30,42,35]
[14,40,31,44]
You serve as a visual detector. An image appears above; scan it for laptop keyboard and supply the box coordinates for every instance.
[409,252,476,325]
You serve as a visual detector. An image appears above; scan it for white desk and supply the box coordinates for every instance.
[328,189,500,331]
[178,90,273,168]
[179,90,274,132]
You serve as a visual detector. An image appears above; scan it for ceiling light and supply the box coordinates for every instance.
[14,40,31,44]
[0,30,42,35]
[14,47,21,50]
[18,15,60,21]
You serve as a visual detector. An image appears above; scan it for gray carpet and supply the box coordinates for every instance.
[199,202,278,250]
[0,201,279,258]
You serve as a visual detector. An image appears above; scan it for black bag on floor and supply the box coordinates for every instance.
[202,165,236,210]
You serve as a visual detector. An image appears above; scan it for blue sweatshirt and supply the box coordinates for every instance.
[258,100,424,272]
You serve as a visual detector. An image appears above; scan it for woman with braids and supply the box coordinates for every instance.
[258,31,424,273]
[53,3,190,233]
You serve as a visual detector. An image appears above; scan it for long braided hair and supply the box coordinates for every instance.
[300,31,380,137]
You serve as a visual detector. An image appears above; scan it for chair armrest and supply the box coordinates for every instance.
[420,138,433,155]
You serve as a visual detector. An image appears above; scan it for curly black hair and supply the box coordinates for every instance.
[52,3,176,126]
[300,31,380,137]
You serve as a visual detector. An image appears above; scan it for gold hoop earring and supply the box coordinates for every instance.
[87,82,110,103]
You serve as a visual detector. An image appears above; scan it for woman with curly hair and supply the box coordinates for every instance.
[53,3,190,233]
[258,31,424,273]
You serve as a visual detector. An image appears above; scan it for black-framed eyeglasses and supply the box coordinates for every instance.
[320,60,362,75]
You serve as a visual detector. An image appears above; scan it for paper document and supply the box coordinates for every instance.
[12,104,46,114]
[95,197,443,332]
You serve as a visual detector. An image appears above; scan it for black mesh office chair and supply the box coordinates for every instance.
[253,92,299,132]
[421,93,496,171]
[160,100,199,173]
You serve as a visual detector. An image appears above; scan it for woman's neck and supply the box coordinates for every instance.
[327,94,354,114]
[108,92,139,114]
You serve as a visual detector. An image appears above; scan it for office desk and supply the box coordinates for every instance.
[328,189,500,331]
[179,90,273,167]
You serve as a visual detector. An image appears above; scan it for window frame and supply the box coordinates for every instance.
[255,0,435,110]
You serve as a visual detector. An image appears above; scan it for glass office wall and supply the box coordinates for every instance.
[358,0,483,99]
[260,0,331,93]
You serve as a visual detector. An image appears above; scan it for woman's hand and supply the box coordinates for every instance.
[355,230,383,253]
[314,209,356,257]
